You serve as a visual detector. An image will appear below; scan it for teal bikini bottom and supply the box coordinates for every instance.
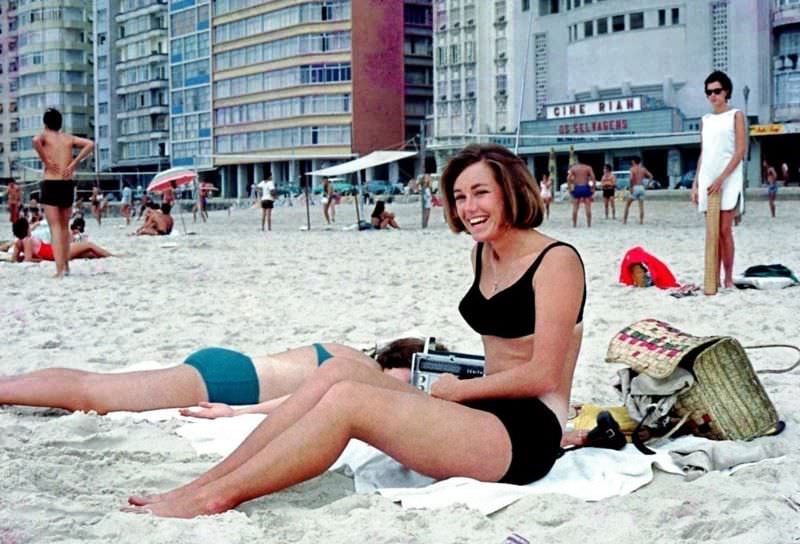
[184,347,259,405]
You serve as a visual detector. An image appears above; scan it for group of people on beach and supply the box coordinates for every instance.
[1,70,747,517]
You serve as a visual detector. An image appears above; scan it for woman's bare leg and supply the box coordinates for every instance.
[719,210,735,287]
[127,380,512,518]
[69,241,112,259]
[129,358,424,506]
[0,365,207,414]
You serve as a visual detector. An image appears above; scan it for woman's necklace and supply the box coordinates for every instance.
[489,254,503,295]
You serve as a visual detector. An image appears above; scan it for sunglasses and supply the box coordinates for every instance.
[705,88,725,97]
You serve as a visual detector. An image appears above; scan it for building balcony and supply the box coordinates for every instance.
[773,103,800,122]
[117,105,169,118]
[773,5,800,27]
[117,130,169,143]
[116,1,167,22]
[116,79,169,95]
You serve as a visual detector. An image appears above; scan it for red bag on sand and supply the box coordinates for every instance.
[619,246,679,289]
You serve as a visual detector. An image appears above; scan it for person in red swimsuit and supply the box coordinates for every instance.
[11,217,112,262]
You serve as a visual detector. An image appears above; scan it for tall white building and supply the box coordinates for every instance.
[433,0,517,139]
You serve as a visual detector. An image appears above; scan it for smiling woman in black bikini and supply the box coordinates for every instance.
[125,143,585,519]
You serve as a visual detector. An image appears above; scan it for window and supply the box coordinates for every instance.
[671,7,679,25]
[584,20,593,37]
[612,14,625,32]
[630,12,643,30]
[597,17,607,34]
[658,9,666,26]
[522,0,529,11]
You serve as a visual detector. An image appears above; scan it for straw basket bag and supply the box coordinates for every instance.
[606,319,786,442]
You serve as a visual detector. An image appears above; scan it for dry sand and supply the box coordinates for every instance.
[1,194,799,543]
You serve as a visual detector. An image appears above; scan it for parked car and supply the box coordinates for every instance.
[365,180,403,195]
[675,170,696,189]
[276,183,302,198]
[605,170,663,190]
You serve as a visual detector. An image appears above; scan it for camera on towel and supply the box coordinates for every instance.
[410,337,485,393]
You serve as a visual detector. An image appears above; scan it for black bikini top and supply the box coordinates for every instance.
[458,242,586,339]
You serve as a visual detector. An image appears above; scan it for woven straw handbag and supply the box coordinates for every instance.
[606,318,784,442]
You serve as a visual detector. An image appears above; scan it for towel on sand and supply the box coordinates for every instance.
[107,407,783,515]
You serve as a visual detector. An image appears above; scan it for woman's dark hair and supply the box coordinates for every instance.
[371,200,385,218]
[367,338,449,369]
[43,108,62,131]
[70,217,85,233]
[440,144,543,233]
[704,70,733,100]
[604,163,612,171]
[160,203,172,214]
[12,217,29,240]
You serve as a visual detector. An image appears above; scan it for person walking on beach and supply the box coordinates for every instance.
[90,185,104,226]
[623,157,653,225]
[764,160,778,218]
[321,177,336,225]
[600,165,616,220]
[121,182,133,225]
[421,173,433,228]
[32,107,94,278]
[567,159,595,227]
[124,143,585,519]
[692,70,746,289]
[6,179,21,223]
[257,174,275,231]
[539,172,553,220]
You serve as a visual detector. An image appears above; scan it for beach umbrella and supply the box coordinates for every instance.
[548,147,557,188]
[147,167,196,193]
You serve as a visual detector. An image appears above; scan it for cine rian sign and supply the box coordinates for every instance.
[546,97,642,119]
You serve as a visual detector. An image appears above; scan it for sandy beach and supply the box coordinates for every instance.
[1,194,799,543]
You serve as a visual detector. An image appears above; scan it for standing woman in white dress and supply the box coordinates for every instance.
[692,71,747,289]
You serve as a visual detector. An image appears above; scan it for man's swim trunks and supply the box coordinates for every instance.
[184,347,260,405]
[628,184,646,201]
[40,180,76,209]
[570,185,593,199]
[313,343,334,365]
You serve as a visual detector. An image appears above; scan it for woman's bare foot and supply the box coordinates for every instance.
[128,482,201,506]
[124,489,232,519]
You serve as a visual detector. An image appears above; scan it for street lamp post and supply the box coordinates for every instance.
[743,85,750,187]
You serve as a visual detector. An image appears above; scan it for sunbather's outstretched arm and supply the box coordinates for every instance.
[178,395,291,419]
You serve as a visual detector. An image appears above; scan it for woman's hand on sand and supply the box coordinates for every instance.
[178,402,236,419]
[430,373,463,402]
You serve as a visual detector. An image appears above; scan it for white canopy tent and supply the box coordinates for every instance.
[305,150,417,177]
[305,150,417,227]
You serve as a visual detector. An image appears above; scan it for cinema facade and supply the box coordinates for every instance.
[512,95,709,189]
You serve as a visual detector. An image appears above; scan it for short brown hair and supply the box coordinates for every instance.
[440,144,543,233]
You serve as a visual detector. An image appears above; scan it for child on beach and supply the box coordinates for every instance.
[32,107,95,278]
[539,172,553,219]
[124,143,584,519]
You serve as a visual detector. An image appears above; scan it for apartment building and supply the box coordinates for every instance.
[15,0,94,174]
[94,0,171,177]
[0,0,19,178]
[167,0,432,197]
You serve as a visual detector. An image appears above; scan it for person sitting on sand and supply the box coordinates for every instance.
[370,200,400,229]
[11,217,111,262]
[124,143,585,519]
[70,215,87,242]
[135,202,173,236]
[0,338,438,417]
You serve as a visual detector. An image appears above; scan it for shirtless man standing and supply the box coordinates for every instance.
[623,157,653,225]
[32,108,94,277]
[567,159,596,227]
[6,179,21,223]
